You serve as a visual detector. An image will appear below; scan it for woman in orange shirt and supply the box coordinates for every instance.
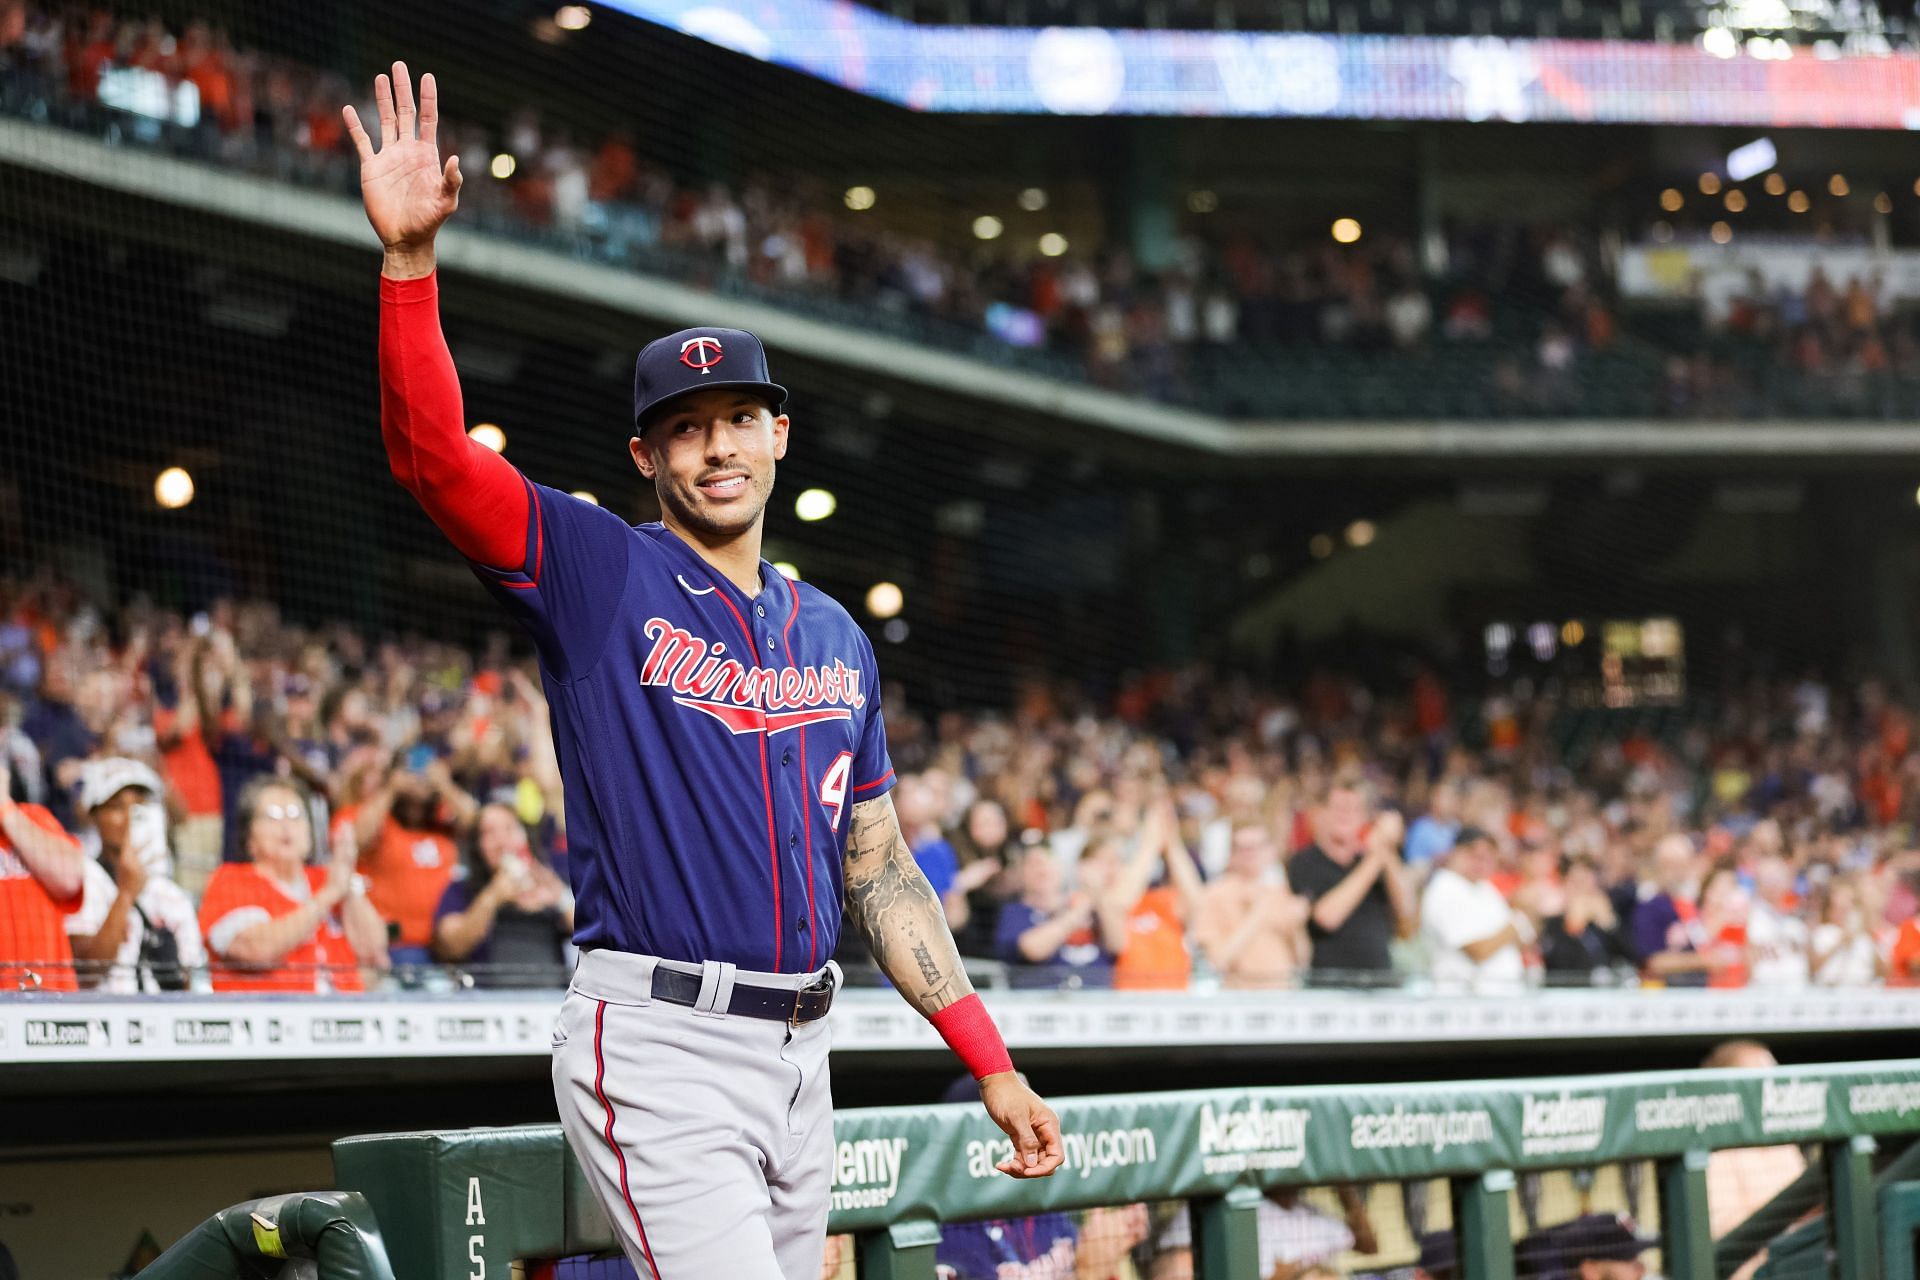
[199,777,388,992]
[1100,799,1204,991]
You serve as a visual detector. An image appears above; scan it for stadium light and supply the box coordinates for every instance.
[1724,190,1747,212]
[1788,190,1811,212]
[1037,233,1069,257]
[490,153,516,180]
[881,619,909,644]
[1562,620,1586,647]
[1308,533,1335,559]
[866,582,904,619]
[1017,187,1048,211]
[1659,188,1684,211]
[1913,485,1920,507]
[773,561,800,580]
[154,467,195,510]
[570,490,599,506]
[1701,27,1738,57]
[1710,221,1733,243]
[1345,519,1376,548]
[469,423,507,452]
[843,186,876,211]
[1186,189,1219,213]
[1725,137,1775,182]
[1764,173,1787,196]
[1331,218,1362,244]
[1698,172,1721,195]
[794,488,837,522]
[555,5,592,29]
[972,215,1004,240]
[1829,174,1850,196]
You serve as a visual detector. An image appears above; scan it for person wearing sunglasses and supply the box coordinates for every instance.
[198,775,389,992]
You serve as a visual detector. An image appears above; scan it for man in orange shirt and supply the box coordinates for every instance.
[333,753,475,964]
[0,762,88,991]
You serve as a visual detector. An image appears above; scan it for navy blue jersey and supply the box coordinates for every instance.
[469,475,895,972]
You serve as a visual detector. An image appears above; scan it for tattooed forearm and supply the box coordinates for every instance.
[843,794,975,1016]
[911,942,943,988]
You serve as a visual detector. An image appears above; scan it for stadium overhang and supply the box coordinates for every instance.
[7,118,1919,464]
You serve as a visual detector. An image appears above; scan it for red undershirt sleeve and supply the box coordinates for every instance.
[379,270,529,571]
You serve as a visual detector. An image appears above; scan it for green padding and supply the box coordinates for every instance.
[1880,1182,1920,1280]
[333,1060,1920,1272]
[136,1191,395,1280]
[334,1126,570,1280]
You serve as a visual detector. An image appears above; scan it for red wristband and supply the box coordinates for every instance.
[929,993,1014,1081]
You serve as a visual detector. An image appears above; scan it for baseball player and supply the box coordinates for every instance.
[344,64,1063,1279]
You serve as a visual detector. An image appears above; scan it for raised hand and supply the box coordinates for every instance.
[343,61,461,262]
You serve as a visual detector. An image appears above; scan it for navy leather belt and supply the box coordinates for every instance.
[650,966,834,1025]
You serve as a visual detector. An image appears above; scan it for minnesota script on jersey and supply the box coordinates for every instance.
[469,475,895,972]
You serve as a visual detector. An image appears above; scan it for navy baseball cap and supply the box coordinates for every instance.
[632,326,787,430]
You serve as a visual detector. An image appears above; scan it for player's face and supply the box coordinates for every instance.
[630,391,789,541]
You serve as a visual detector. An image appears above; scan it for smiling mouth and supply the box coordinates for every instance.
[697,472,750,498]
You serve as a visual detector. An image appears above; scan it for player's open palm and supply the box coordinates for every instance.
[343,61,461,251]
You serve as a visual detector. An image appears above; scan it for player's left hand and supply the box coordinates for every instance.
[980,1072,1064,1178]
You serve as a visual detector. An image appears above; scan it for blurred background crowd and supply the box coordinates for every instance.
[12,0,1920,418]
[6,572,1918,996]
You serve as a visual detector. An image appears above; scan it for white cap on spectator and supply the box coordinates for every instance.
[78,758,165,813]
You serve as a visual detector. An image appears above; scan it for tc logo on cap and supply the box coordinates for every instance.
[679,335,725,373]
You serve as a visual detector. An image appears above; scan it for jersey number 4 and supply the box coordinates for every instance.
[819,751,854,832]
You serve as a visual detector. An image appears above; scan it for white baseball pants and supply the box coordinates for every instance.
[552,949,838,1280]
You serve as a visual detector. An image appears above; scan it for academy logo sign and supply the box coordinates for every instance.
[1633,1089,1745,1135]
[1849,1081,1920,1119]
[1762,1079,1828,1134]
[830,1137,908,1212]
[1199,1100,1310,1174]
[1349,1105,1496,1155]
[1521,1091,1608,1156]
[969,1124,1159,1180]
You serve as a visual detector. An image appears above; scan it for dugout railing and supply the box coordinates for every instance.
[326,1059,1920,1280]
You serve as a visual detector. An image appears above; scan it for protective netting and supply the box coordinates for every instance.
[5,0,1920,998]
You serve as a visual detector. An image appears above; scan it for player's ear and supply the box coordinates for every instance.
[628,434,655,480]
[771,413,790,461]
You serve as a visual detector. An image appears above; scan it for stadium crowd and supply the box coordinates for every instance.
[3,572,1919,995]
[11,2,1920,417]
